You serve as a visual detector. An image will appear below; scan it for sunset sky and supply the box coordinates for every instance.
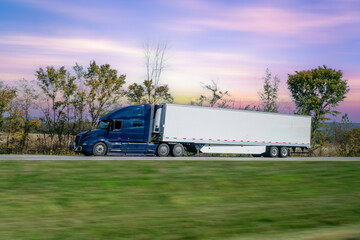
[0,0,359,121]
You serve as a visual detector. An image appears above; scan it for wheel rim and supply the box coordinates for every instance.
[159,145,168,156]
[173,146,183,156]
[271,147,278,157]
[281,148,288,156]
[95,144,105,154]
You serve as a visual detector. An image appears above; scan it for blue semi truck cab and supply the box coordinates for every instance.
[71,104,164,156]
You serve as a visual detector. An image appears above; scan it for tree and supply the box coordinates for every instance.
[60,72,77,145]
[327,113,351,145]
[345,128,360,156]
[0,81,17,130]
[191,80,233,108]
[287,65,349,135]
[4,99,24,153]
[36,66,69,153]
[259,68,280,112]
[85,61,126,128]
[127,83,145,104]
[17,79,40,152]
[127,41,173,104]
[72,63,88,133]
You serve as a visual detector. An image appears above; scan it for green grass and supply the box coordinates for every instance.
[0,161,360,240]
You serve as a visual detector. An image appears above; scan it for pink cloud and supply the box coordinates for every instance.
[165,1,360,43]
[0,35,141,55]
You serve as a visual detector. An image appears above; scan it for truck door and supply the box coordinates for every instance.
[106,120,127,153]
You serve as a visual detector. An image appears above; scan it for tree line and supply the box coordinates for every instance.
[0,42,173,154]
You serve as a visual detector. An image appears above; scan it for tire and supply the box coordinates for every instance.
[269,146,279,158]
[157,143,170,157]
[93,142,107,156]
[172,144,184,157]
[279,147,289,158]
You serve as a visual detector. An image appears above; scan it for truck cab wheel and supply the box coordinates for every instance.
[93,142,107,156]
[157,143,170,157]
[172,144,184,157]
[269,146,279,158]
[279,147,289,158]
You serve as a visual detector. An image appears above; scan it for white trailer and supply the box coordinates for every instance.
[154,104,311,157]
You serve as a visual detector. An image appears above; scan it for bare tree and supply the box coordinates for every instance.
[72,63,88,132]
[191,80,233,108]
[17,79,40,152]
[144,40,167,89]
[127,40,173,104]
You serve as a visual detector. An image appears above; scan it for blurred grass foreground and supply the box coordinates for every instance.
[0,161,360,240]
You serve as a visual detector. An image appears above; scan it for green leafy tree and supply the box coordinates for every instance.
[287,65,349,136]
[0,82,17,130]
[36,66,69,153]
[259,68,280,112]
[127,83,145,104]
[346,128,360,156]
[85,61,126,128]
[4,99,24,153]
[127,80,173,104]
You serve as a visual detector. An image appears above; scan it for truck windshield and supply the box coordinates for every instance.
[97,120,110,129]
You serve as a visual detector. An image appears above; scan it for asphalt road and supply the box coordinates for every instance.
[0,155,360,161]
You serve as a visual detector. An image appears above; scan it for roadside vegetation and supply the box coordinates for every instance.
[0,44,358,157]
[0,161,360,239]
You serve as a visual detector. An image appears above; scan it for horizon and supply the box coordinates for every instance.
[1,0,359,121]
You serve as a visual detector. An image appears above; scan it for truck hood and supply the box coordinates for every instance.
[77,129,106,138]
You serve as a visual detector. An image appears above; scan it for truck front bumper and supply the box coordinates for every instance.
[69,145,82,152]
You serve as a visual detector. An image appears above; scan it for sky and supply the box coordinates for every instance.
[0,0,360,121]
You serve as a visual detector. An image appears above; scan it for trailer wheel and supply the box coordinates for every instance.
[269,146,279,158]
[157,143,170,157]
[93,142,107,156]
[279,147,289,158]
[172,144,184,157]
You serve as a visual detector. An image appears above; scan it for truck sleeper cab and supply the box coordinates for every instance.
[71,104,311,157]
[71,104,158,156]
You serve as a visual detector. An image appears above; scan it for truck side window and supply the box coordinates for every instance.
[114,120,122,130]
[133,121,143,127]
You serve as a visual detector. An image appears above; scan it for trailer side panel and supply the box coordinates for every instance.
[161,104,311,148]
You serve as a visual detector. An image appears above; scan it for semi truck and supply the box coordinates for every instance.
[71,104,311,157]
